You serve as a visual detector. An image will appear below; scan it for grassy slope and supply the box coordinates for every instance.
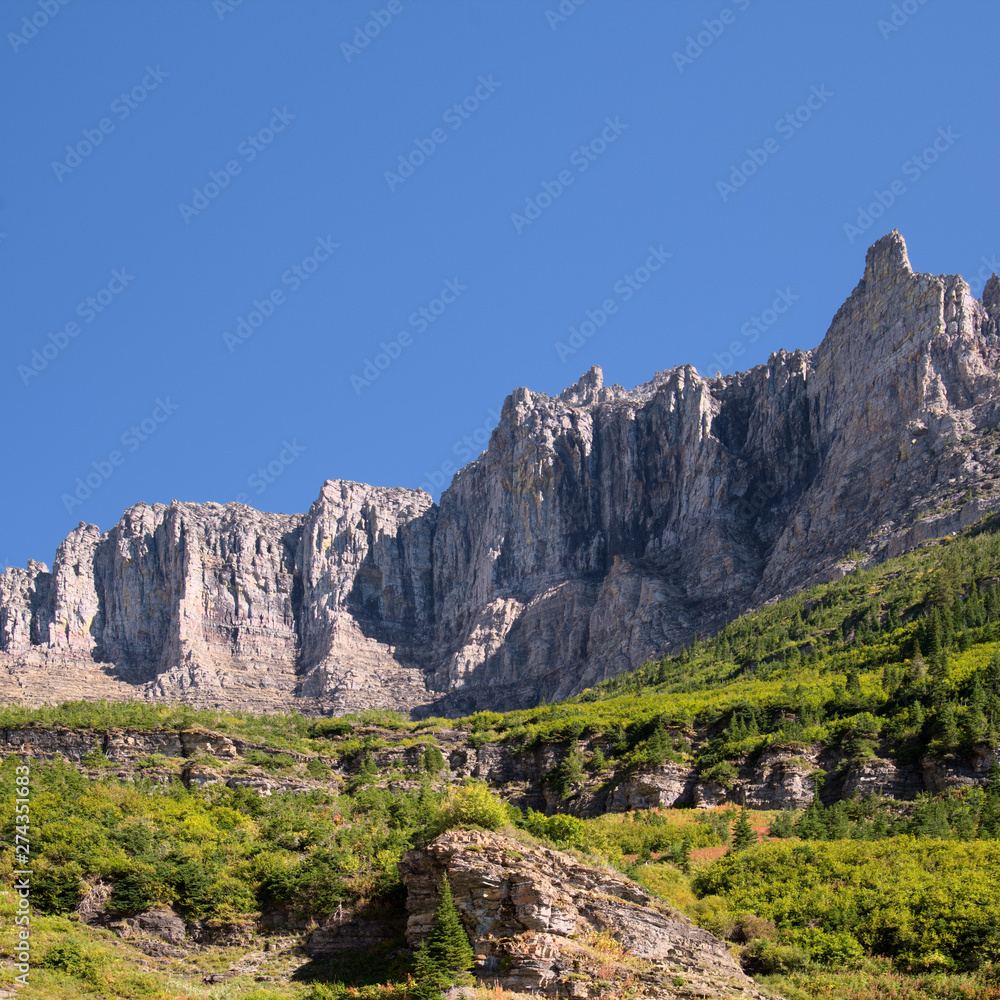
[5,517,1000,997]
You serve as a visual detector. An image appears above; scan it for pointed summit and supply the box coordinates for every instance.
[864,230,913,286]
[983,273,1000,322]
[560,364,604,404]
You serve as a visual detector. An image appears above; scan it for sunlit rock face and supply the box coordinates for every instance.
[3,232,1000,715]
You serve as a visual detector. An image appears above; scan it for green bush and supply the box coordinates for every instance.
[741,938,810,974]
[42,939,106,983]
[693,838,1000,970]
[701,760,739,789]
[436,780,507,832]
[785,927,866,967]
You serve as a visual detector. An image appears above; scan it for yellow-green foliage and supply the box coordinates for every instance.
[0,756,444,922]
[436,780,509,832]
[693,838,1000,971]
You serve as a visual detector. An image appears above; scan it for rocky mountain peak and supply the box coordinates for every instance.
[560,363,605,405]
[4,233,1000,716]
[984,272,1000,320]
[864,227,913,285]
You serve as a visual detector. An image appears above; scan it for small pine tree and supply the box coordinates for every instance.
[606,723,628,755]
[411,941,448,1000]
[421,874,474,989]
[728,807,757,853]
[795,798,829,840]
[423,745,445,774]
[924,608,943,661]
[645,727,671,766]
[987,646,1000,689]
[670,834,693,873]
[552,746,586,796]
[845,668,863,699]
[936,703,961,752]
[979,759,1000,839]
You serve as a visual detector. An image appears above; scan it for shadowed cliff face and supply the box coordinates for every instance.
[3,232,1000,716]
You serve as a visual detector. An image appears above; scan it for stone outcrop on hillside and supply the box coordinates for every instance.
[4,723,993,813]
[401,829,772,998]
[3,232,1000,715]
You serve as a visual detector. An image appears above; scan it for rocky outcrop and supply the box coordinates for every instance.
[295,480,435,712]
[3,232,1000,715]
[401,829,772,998]
[3,720,997,813]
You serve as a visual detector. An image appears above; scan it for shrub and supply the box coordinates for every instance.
[701,760,738,789]
[785,927,866,967]
[729,914,778,944]
[41,939,106,983]
[687,894,735,939]
[741,938,809,974]
[522,809,585,847]
[436,780,508,832]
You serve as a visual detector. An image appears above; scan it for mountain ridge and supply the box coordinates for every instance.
[3,231,1000,717]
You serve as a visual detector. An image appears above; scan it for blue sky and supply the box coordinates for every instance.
[2,0,998,571]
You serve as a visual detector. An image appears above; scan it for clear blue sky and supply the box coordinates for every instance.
[3,0,998,571]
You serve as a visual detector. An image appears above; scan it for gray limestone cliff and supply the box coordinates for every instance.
[3,232,1000,715]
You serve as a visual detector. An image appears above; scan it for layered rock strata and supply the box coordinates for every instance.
[401,829,772,998]
[3,232,1000,715]
[3,724,993,814]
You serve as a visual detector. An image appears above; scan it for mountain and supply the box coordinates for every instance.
[3,231,999,717]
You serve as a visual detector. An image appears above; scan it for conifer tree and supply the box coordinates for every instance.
[979,759,1000,838]
[987,646,1000,689]
[554,745,586,794]
[937,703,960,752]
[728,806,757,853]
[411,942,447,1000]
[416,874,474,992]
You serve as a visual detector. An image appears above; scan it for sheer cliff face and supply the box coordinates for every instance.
[3,232,1000,716]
